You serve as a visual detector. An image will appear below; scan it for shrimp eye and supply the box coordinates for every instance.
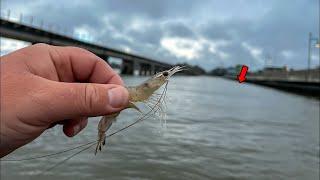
[163,71,169,76]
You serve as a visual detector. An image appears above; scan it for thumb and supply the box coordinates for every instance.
[46,81,129,121]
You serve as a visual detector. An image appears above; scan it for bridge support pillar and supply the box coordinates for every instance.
[139,63,147,76]
[154,65,162,74]
[133,61,141,76]
[99,55,109,64]
[143,64,152,76]
[150,64,155,75]
[121,59,134,75]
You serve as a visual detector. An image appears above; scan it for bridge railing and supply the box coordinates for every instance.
[0,9,172,69]
[0,9,109,47]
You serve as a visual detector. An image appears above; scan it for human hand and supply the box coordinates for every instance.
[0,44,129,157]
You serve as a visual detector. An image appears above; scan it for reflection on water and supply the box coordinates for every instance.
[1,76,319,180]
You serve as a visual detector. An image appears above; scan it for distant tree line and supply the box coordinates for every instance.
[209,64,243,76]
[174,63,206,75]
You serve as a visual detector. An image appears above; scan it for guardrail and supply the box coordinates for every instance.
[1,9,103,46]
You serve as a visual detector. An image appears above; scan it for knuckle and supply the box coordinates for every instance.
[67,47,90,55]
[81,84,100,113]
[32,43,50,49]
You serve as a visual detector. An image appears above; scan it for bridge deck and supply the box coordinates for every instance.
[0,18,171,68]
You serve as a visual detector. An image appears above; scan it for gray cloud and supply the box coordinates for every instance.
[163,21,196,39]
[1,0,318,71]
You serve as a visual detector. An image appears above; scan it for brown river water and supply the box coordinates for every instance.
[1,76,319,180]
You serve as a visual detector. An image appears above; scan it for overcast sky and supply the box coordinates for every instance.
[1,0,319,71]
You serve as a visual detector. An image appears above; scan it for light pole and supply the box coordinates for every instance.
[306,32,319,81]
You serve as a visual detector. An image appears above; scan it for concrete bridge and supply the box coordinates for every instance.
[0,18,172,75]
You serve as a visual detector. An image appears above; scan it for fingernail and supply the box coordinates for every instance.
[73,124,81,136]
[108,87,128,108]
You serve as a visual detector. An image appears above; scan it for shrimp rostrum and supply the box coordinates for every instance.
[95,66,183,154]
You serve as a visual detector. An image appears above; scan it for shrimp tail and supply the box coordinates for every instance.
[94,101,140,155]
[95,113,119,155]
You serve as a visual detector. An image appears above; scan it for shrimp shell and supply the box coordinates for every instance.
[95,66,184,154]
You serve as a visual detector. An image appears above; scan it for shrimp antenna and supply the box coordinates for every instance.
[0,141,97,162]
[148,82,168,125]
[1,84,167,162]
[2,81,169,173]
[26,82,168,171]
[105,83,167,138]
[31,82,169,172]
[145,84,168,118]
[38,142,96,175]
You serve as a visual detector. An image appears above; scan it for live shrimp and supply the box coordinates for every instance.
[95,66,184,154]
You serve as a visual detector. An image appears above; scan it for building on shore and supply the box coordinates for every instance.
[252,66,319,82]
